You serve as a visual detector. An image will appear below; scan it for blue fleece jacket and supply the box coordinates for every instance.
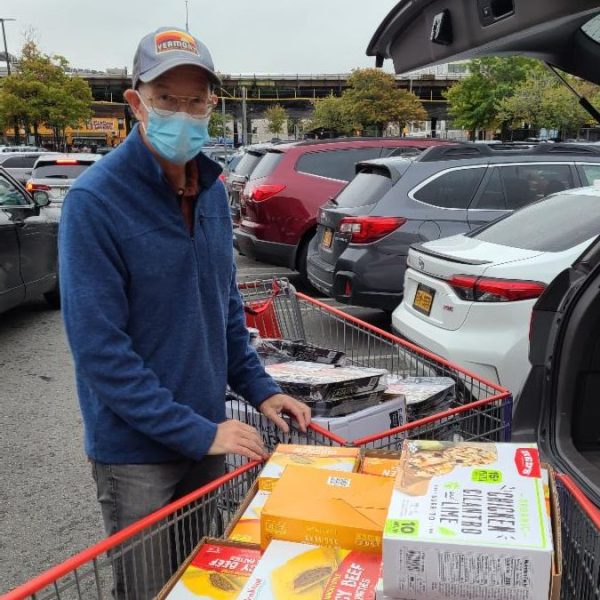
[59,126,281,464]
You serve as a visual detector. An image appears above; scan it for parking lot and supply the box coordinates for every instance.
[0,251,391,593]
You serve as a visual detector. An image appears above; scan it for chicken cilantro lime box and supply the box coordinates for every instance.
[382,441,554,600]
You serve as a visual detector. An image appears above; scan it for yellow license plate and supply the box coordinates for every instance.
[413,284,435,316]
[321,228,333,248]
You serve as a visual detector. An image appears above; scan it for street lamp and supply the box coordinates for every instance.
[0,18,15,76]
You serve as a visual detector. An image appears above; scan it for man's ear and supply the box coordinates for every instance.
[124,89,144,122]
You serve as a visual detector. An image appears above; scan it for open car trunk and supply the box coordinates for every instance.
[368,0,600,506]
[368,0,600,86]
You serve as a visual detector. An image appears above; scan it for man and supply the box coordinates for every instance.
[59,27,310,599]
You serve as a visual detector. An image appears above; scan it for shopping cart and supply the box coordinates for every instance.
[233,278,513,450]
[8,278,592,600]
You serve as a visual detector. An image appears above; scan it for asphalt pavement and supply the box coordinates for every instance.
[0,252,390,594]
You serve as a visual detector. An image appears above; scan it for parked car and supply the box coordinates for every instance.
[0,166,59,313]
[26,153,102,205]
[0,145,45,153]
[392,185,600,396]
[368,0,600,508]
[0,151,58,185]
[226,143,275,225]
[234,137,444,283]
[308,142,600,311]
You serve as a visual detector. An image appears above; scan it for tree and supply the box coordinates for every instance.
[0,41,93,147]
[445,56,539,139]
[309,95,353,135]
[208,111,231,138]
[265,104,287,136]
[497,70,600,138]
[341,68,427,135]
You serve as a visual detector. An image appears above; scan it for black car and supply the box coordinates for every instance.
[0,167,59,313]
[368,0,600,581]
[308,143,600,311]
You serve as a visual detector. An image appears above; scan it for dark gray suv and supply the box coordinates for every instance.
[308,143,600,311]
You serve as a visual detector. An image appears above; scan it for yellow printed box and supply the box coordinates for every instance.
[258,444,361,492]
[238,540,382,600]
[157,538,261,600]
[360,450,402,479]
[261,465,394,554]
[227,484,271,546]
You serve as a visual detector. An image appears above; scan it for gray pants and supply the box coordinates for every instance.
[92,456,226,600]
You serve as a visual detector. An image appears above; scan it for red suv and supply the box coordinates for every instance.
[234,138,446,283]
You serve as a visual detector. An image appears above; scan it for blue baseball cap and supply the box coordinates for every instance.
[132,27,221,88]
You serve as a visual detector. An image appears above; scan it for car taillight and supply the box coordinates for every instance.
[245,183,286,202]
[338,216,406,244]
[26,182,51,192]
[449,275,546,302]
[56,159,79,165]
[219,173,226,182]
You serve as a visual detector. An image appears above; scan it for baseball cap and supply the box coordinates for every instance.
[132,27,221,88]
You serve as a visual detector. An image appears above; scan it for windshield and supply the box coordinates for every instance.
[473,192,600,252]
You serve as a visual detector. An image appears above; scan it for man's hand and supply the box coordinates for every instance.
[207,420,269,461]
[259,393,311,433]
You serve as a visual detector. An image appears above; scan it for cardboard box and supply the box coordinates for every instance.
[258,444,361,492]
[238,540,382,600]
[157,538,261,600]
[383,441,556,600]
[542,464,562,600]
[360,449,403,479]
[261,464,394,553]
[226,395,407,447]
[226,482,271,546]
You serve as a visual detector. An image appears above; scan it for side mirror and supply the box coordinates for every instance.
[32,190,51,207]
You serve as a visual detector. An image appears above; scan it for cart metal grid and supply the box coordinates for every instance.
[235,278,513,450]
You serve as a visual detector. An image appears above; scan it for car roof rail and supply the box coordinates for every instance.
[531,143,600,156]
[418,143,494,161]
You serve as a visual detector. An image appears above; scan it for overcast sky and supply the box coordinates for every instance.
[1,0,399,74]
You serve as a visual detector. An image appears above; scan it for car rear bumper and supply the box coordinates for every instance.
[234,228,295,268]
[307,252,335,297]
[330,249,408,312]
[391,298,533,397]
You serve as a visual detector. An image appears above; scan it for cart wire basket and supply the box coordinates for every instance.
[235,278,513,451]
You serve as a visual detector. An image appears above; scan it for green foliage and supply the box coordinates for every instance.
[310,68,428,136]
[208,111,230,137]
[497,70,600,136]
[342,68,427,134]
[309,95,353,134]
[445,57,539,133]
[265,104,287,135]
[0,41,93,144]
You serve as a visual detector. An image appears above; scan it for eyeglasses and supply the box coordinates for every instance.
[141,93,218,119]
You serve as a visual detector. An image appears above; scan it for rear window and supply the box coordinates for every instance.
[335,169,393,208]
[33,162,92,179]
[296,147,382,181]
[249,151,284,180]
[473,193,600,252]
[232,152,264,177]
[2,155,39,168]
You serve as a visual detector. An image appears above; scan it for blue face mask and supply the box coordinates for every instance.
[139,97,210,164]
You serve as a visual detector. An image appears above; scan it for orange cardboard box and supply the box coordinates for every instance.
[258,444,361,492]
[261,465,394,554]
[227,485,271,546]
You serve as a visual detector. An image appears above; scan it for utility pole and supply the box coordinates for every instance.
[221,95,228,161]
[0,18,19,145]
[185,0,189,32]
[0,18,14,75]
[241,86,248,146]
